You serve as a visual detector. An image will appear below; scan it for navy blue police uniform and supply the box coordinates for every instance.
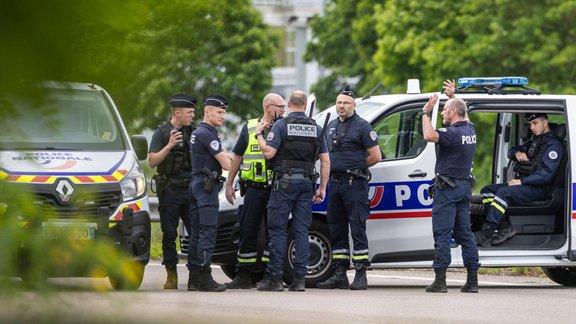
[479,114,564,246]
[231,122,272,274]
[432,120,479,272]
[325,112,378,269]
[149,95,196,270]
[264,112,327,281]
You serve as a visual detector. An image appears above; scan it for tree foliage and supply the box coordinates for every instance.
[1,0,277,133]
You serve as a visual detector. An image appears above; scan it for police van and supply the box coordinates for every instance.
[185,77,576,287]
[0,81,151,289]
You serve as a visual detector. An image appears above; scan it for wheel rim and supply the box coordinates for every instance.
[288,230,330,279]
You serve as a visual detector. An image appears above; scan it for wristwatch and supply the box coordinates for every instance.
[254,133,263,140]
[422,110,432,118]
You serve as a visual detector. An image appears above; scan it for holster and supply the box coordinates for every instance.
[152,174,168,199]
[239,179,247,197]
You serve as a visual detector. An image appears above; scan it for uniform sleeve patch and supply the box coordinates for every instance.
[267,132,275,141]
[370,131,377,141]
[438,128,447,132]
[549,151,558,160]
[210,140,220,151]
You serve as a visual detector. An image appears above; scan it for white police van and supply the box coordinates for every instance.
[188,77,576,287]
[0,81,151,289]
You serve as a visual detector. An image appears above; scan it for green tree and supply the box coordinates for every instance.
[305,0,385,109]
[102,0,277,132]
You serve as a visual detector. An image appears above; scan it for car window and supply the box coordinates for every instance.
[372,106,424,160]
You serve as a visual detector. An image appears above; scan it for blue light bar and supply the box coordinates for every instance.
[457,77,528,87]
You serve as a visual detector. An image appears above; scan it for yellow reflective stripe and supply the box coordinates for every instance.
[491,201,506,214]
[333,255,350,260]
[482,198,494,204]
[237,258,258,263]
[352,255,369,260]
[261,257,269,262]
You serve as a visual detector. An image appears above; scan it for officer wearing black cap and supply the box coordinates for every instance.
[422,92,479,293]
[186,94,231,292]
[149,93,197,289]
[317,85,381,290]
[475,112,564,247]
[254,90,330,292]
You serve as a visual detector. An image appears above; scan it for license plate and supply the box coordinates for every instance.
[42,222,97,240]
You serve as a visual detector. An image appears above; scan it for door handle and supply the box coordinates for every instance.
[409,169,427,178]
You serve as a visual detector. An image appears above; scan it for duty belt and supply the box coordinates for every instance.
[278,173,309,180]
[330,169,370,181]
[245,180,271,189]
[167,177,191,187]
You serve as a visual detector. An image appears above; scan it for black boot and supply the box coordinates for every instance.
[289,276,306,292]
[257,274,284,291]
[316,265,349,289]
[460,268,479,293]
[187,268,200,291]
[474,224,498,247]
[197,267,227,292]
[349,263,368,290]
[426,268,447,293]
[163,265,178,289]
[225,268,252,289]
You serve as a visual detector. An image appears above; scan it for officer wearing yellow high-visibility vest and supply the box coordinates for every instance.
[224,93,286,289]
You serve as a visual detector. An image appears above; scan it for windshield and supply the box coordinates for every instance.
[0,88,126,150]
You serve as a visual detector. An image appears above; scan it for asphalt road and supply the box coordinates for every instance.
[1,262,574,323]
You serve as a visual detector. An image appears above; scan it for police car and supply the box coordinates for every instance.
[0,81,151,289]
[184,77,576,287]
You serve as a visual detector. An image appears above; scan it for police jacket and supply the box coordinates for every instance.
[239,119,273,183]
[268,112,319,175]
[508,130,564,186]
[154,121,194,177]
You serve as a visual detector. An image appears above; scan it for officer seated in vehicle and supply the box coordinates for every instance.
[474,113,565,247]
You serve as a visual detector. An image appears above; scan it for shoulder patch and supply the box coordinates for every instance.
[267,132,275,141]
[549,151,558,160]
[438,128,447,132]
[210,140,220,151]
[370,131,377,141]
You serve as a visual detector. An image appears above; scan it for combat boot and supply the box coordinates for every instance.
[225,268,252,289]
[256,272,270,289]
[316,265,349,289]
[460,268,479,293]
[256,274,284,291]
[349,263,368,290]
[474,224,498,247]
[492,222,517,245]
[187,268,200,291]
[426,268,448,293]
[288,276,306,292]
[163,265,178,289]
[197,267,227,292]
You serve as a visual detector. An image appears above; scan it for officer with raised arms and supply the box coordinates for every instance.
[254,90,330,292]
[422,91,479,293]
[187,94,231,292]
[317,85,381,290]
[148,94,196,289]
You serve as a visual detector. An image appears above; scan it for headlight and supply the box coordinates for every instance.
[120,163,146,201]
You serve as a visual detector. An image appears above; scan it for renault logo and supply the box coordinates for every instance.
[55,179,74,203]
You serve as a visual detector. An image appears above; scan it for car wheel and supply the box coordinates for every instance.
[542,266,576,286]
[284,218,332,287]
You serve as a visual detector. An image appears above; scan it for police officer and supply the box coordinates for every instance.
[254,90,329,292]
[149,94,196,289]
[475,113,564,247]
[422,93,479,293]
[317,85,381,290]
[187,94,231,292]
[224,93,286,289]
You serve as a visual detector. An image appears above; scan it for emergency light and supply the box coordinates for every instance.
[457,77,528,87]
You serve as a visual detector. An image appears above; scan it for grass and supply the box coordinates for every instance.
[479,267,545,277]
[150,223,162,261]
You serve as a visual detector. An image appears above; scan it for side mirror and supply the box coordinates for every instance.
[131,135,148,161]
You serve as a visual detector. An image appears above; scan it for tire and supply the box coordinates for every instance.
[284,218,332,287]
[542,266,576,286]
[109,261,146,290]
